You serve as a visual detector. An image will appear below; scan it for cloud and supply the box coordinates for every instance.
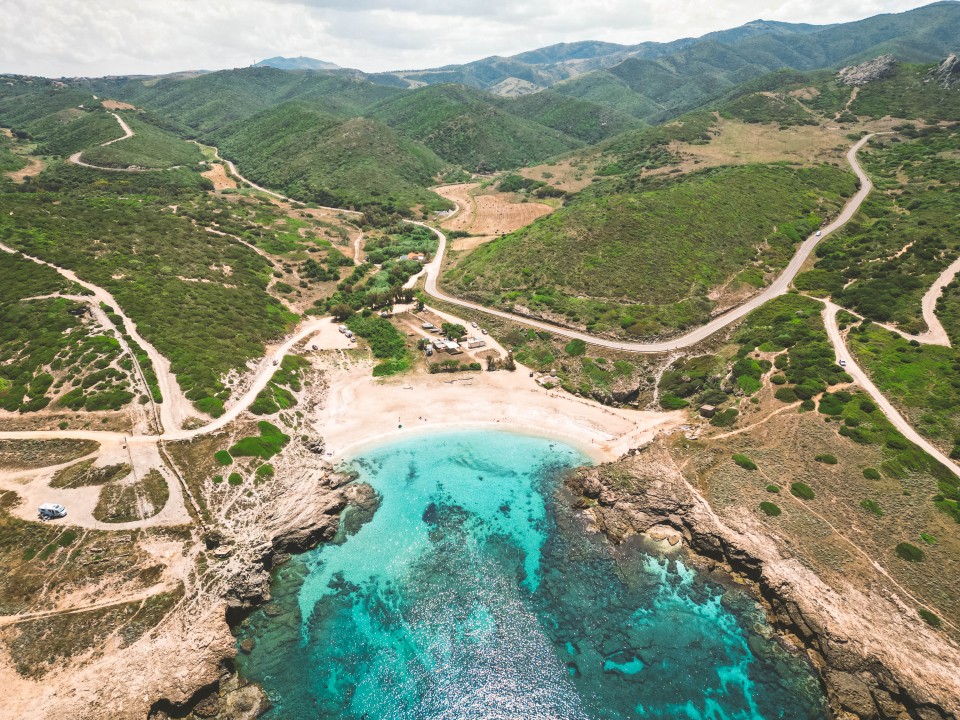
[0,0,935,78]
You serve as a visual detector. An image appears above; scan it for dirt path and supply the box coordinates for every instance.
[0,583,175,627]
[822,300,960,478]
[874,255,960,347]
[420,134,884,353]
[68,112,144,171]
[0,242,191,433]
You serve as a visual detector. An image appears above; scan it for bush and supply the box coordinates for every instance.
[564,339,586,356]
[255,464,274,479]
[863,467,881,480]
[814,453,838,465]
[711,408,739,427]
[229,421,290,460]
[732,453,757,471]
[770,374,787,385]
[918,608,942,628]
[227,472,243,486]
[774,387,799,403]
[790,482,815,500]
[660,394,690,410]
[214,450,232,466]
[759,501,782,517]
[860,499,883,516]
[766,484,780,493]
[859,399,877,413]
[894,542,924,562]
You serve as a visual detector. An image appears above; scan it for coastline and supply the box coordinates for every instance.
[565,442,960,720]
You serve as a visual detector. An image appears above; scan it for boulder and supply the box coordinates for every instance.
[837,55,898,86]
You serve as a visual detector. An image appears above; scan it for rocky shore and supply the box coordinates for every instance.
[566,443,960,720]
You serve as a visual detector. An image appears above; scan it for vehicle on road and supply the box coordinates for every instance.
[38,503,67,520]
[816,230,822,237]
[481,329,488,335]
[839,359,847,367]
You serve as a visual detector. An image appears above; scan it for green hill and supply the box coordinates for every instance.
[445,164,856,338]
[0,134,25,173]
[498,90,644,144]
[211,103,450,212]
[367,84,583,171]
[79,112,203,169]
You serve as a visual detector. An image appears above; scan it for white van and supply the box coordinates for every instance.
[38,503,67,520]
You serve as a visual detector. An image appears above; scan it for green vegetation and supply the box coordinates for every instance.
[228,472,243,486]
[0,133,25,172]
[814,453,838,464]
[346,314,410,376]
[214,450,232,467]
[803,127,960,332]
[894,542,925,562]
[80,113,202,169]
[759,501,782,517]
[860,499,884,516]
[213,103,450,213]
[918,608,942,629]
[255,464,274,480]
[766,484,780,493]
[229,421,290,460]
[732,454,758,471]
[250,355,310,416]
[790,482,816,500]
[863,467,882,480]
[448,164,854,339]
[0,253,138,413]
[0,164,298,414]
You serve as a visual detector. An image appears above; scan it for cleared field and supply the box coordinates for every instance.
[201,162,237,190]
[434,182,553,251]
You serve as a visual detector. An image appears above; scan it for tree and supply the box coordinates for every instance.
[331,304,353,322]
[442,322,466,339]
[504,352,516,371]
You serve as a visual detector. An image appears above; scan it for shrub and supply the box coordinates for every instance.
[57,530,78,547]
[860,499,883,516]
[214,450,232,466]
[774,387,798,403]
[766,484,780,493]
[918,609,942,628]
[564,339,586,356]
[732,453,757,471]
[228,473,243,486]
[255,464,275,479]
[759,501,782,517]
[212,475,223,485]
[790,482,815,500]
[229,421,290,460]
[863,467,881,480]
[894,542,924,562]
[859,399,876,413]
[660,394,689,410]
[711,408,739,427]
[814,453,838,465]
[770,374,787,385]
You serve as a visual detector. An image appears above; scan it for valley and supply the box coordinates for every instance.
[1,4,960,719]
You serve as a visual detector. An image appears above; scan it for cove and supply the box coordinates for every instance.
[235,430,827,719]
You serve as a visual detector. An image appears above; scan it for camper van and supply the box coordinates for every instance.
[38,503,67,520]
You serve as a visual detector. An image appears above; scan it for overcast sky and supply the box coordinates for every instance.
[1,0,939,77]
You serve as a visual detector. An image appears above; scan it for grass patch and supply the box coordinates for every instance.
[790,482,815,500]
[759,501,782,517]
[50,461,130,489]
[860,499,884,516]
[814,453,838,465]
[229,421,290,460]
[732,453,757,471]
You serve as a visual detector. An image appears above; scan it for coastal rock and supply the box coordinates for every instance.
[837,55,898,86]
[567,443,960,720]
[928,54,960,89]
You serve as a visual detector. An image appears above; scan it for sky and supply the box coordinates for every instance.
[0,0,941,78]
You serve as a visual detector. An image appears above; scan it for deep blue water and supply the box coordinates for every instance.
[235,430,826,719]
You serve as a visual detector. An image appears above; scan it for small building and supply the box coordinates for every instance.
[466,339,486,349]
[422,322,435,330]
[444,340,462,354]
[699,405,717,419]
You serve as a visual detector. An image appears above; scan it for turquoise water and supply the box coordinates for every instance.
[235,430,826,719]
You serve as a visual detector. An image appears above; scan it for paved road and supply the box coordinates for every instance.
[420,134,880,353]
[822,300,960,477]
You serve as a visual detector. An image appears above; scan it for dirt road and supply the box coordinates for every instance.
[68,112,139,170]
[822,300,960,476]
[420,134,882,352]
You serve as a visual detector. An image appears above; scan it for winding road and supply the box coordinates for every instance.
[67,112,140,170]
[417,134,881,353]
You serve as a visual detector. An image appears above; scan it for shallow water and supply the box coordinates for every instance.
[235,430,826,719]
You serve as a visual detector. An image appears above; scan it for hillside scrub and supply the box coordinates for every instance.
[346,314,410,376]
[80,113,203,169]
[229,421,290,460]
[447,163,854,339]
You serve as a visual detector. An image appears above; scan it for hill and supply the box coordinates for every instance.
[211,102,450,212]
[549,2,960,121]
[445,164,856,339]
[366,84,584,171]
[253,56,340,71]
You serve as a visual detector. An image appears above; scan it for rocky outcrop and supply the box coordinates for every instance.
[928,54,960,89]
[567,444,960,720]
[837,55,898,86]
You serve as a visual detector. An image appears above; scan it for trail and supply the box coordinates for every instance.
[875,255,960,347]
[419,134,884,353]
[67,112,144,171]
[0,583,174,627]
[822,300,960,477]
[0,242,189,433]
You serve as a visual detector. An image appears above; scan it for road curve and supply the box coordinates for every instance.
[419,133,881,353]
[68,112,139,170]
[822,300,960,477]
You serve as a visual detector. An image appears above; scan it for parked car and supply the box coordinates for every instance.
[38,503,67,520]
[481,329,488,335]
[839,359,847,367]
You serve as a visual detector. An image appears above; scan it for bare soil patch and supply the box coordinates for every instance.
[201,163,237,191]
[518,154,601,193]
[5,156,44,183]
[434,183,553,243]
[100,100,137,111]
